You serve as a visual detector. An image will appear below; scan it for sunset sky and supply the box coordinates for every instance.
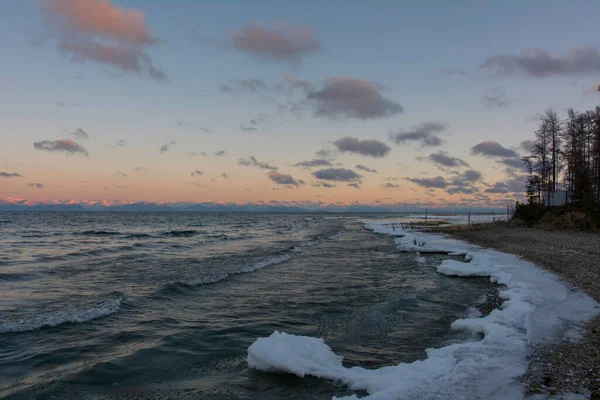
[1,0,600,210]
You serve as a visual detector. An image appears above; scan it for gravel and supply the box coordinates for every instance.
[439,223,600,398]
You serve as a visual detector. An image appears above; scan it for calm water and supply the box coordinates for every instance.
[0,212,491,399]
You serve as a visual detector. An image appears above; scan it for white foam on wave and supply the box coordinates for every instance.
[247,220,599,399]
[0,297,122,334]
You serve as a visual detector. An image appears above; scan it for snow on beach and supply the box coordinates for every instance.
[246,220,599,399]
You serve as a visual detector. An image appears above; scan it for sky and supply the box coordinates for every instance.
[1,0,600,210]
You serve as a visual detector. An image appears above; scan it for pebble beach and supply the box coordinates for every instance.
[441,223,600,398]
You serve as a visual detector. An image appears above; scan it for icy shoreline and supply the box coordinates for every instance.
[246,220,599,399]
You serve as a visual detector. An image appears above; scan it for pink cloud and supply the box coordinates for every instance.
[230,23,320,65]
[39,0,165,80]
[33,138,89,156]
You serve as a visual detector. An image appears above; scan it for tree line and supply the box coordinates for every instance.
[523,106,600,208]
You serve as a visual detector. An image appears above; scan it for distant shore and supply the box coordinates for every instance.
[436,222,600,397]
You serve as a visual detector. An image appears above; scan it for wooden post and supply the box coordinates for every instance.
[467,211,471,232]
[506,205,510,223]
[425,208,428,224]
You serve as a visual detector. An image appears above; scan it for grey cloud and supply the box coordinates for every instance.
[133,166,149,172]
[485,182,510,194]
[34,139,88,156]
[520,140,535,153]
[28,183,44,189]
[308,77,403,120]
[293,159,332,168]
[219,78,266,93]
[470,141,519,158]
[333,137,391,158]
[485,177,525,194]
[191,170,203,176]
[347,183,360,189]
[218,173,230,180]
[115,185,130,189]
[447,186,475,195]
[407,176,447,189]
[462,170,482,182]
[116,171,128,177]
[427,151,469,168]
[313,168,362,182]
[159,141,177,153]
[481,88,509,109]
[0,172,22,178]
[355,164,378,173]
[500,157,525,168]
[505,176,526,192]
[69,128,89,139]
[267,171,301,186]
[315,149,334,159]
[177,122,211,133]
[479,46,600,78]
[239,115,266,132]
[189,151,208,157]
[230,23,320,65]
[389,122,447,147]
[249,114,267,126]
[381,182,400,189]
[446,170,483,195]
[108,137,125,148]
[312,181,336,188]
[214,150,227,157]
[239,155,278,170]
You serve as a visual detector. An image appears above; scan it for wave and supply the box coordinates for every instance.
[80,230,121,236]
[0,272,33,282]
[163,254,293,292]
[123,233,154,239]
[294,229,344,249]
[0,296,122,334]
[161,230,200,237]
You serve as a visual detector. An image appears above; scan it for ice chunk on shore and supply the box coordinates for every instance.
[247,220,600,399]
[437,259,492,277]
[247,331,345,379]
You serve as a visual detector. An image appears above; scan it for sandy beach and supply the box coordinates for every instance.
[440,223,600,398]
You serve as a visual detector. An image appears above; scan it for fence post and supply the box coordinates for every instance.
[425,208,428,224]
[467,210,471,232]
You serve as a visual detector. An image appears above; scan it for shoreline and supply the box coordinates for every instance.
[436,222,600,398]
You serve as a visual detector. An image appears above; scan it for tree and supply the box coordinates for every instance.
[542,109,562,192]
[533,115,551,195]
